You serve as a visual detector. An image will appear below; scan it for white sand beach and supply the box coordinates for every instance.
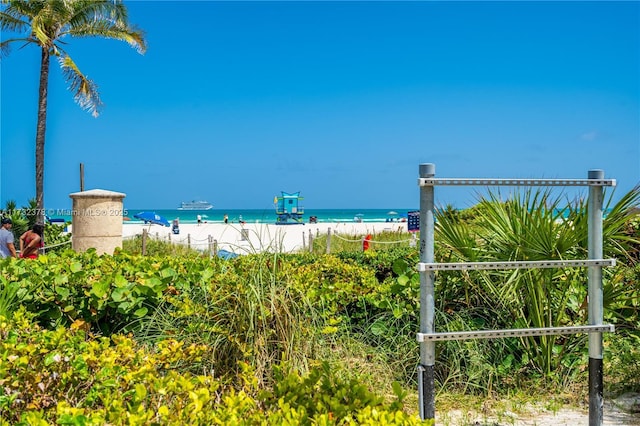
[123,221,410,254]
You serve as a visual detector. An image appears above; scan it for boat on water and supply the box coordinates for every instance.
[178,200,213,210]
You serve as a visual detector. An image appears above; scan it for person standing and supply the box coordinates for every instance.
[224,214,228,224]
[19,223,44,259]
[0,218,17,258]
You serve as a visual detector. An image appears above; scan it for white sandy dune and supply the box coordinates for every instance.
[123,221,411,254]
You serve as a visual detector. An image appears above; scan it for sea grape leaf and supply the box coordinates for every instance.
[91,280,110,299]
[370,320,388,336]
[201,268,215,281]
[134,307,148,317]
[54,274,68,286]
[111,286,128,302]
[55,286,69,299]
[113,274,128,288]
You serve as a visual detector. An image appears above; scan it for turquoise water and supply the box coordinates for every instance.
[47,207,611,225]
[49,208,417,225]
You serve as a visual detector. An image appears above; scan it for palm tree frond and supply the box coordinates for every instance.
[0,39,8,57]
[603,184,640,262]
[68,0,128,27]
[66,20,146,54]
[30,12,54,47]
[0,36,36,56]
[58,54,102,117]
[0,9,29,32]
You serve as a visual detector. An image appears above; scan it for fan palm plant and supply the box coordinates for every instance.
[435,185,640,376]
[0,0,146,222]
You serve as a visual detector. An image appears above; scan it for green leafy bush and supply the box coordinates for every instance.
[1,250,189,334]
[0,310,425,425]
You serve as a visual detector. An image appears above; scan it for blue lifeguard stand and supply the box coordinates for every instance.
[275,191,304,225]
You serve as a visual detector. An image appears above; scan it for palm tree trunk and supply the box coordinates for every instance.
[35,47,50,224]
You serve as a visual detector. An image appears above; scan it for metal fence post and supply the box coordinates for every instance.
[414,166,615,423]
[588,169,605,426]
[418,163,436,422]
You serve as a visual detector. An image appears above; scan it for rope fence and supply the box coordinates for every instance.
[15,239,73,256]
[311,227,418,254]
[42,239,72,252]
[131,228,263,256]
[124,226,417,256]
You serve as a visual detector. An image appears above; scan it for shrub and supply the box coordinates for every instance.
[0,310,425,425]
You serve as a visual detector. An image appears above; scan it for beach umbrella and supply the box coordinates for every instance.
[217,249,239,260]
[387,211,398,216]
[133,211,170,227]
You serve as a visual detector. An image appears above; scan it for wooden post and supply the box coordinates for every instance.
[302,231,306,250]
[79,163,84,192]
[142,228,147,256]
[214,239,218,257]
[326,228,331,254]
[187,234,191,249]
[308,229,313,253]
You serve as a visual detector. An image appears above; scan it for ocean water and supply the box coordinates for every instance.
[48,208,417,225]
[131,209,416,225]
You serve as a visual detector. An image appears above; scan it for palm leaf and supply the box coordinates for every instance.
[436,186,624,373]
[58,54,102,117]
[66,20,146,53]
[0,9,29,32]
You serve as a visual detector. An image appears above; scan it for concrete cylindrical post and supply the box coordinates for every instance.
[69,189,126,255]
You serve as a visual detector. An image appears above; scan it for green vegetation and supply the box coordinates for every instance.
[122,235,203,257]
[1,200,72,255]
[309,227,415,254]
[0,188,638,424]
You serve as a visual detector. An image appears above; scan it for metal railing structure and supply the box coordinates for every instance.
[416,164,616,426]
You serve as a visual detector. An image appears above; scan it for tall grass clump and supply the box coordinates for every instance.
[133,252,320,383]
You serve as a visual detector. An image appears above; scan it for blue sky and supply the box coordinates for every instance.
[2,1,639,210]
